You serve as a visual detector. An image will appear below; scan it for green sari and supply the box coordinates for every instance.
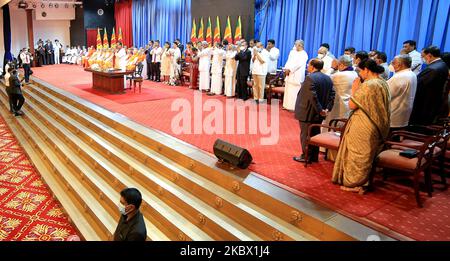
[332,78,391,188]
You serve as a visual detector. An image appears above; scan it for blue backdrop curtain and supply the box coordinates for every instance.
[255,0,450,66]
[132,0,191,48]
[2,4,13,74]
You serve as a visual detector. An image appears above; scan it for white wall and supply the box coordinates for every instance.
[8,2,72,59]
[10,8,27,57]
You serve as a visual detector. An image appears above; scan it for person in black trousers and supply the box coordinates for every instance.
[409,46,449,125]
[234,40,252,100]
[294,59,335,164]
[7,70,25,116]
[20,48,32,84]
[145,41,153,80]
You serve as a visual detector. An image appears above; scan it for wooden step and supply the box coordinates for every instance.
[0,92,115,240]
[25,83,316,240]
[17,95,211,241]
[0,103,102,241]
[28,80,353,240]
[22,89,261,240]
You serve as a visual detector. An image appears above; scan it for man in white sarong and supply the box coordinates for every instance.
[283,40,308,111]
[224,44,238,97]
[198,41,212,92]
[115,42,128,86]
[209,42,226,95]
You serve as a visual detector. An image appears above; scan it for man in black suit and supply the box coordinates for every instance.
[234,40,252,100]
[7,70,25,116]
[294,59,335,163]
[175,39,184,56]
[409,46,449,125]
[45,40,54,65]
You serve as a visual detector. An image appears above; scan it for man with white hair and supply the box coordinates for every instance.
[325,55,358,123]
[318,46,334,75]
[198,41,212,92]
[283,40,308,110]
[387,55,417,130]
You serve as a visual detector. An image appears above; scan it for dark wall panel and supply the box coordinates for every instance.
[83,0,115,42]
[70,6,85,47]
[191,0,255,41]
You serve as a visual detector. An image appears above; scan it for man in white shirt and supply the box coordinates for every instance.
[209,42,226,95]
[54,39,63,64]
[374,51,390,80]
[198,41,212,92]
[402,40,422,75]
[320,43,335,59]
[266,39,279,74]
[283,40,308,111]
[317,46,334,75]
[251,41,269,103]
[169,42,182,86]
[115,42,127,70]
[20,48,32,84]
[387,55,417,130]
[325,55,358,124]
[150,40,162,82]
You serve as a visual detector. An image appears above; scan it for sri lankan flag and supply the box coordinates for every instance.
[118,27,123,44]
[191,19,197,43]
[234,16,242,44]
[110,27,117,49]
[96,28,102,50]
[205,16,212,46]
[213,16,221,44]
[223,16,233,44]
[197,18,204,41]
[103,27,109,49]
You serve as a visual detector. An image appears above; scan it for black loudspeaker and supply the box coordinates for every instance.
[213,139,253,169]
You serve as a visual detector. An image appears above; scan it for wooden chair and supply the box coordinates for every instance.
[402,124,450,190]
[126,62,144,89]
[180,60,190,86]
[131,62,144,93]
[371,131,438,208]
[304,119,348,167]
[266,70,285,104]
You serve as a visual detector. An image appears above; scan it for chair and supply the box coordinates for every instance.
[131,62,144,93]
[304,119,348,167]
[180,60,190,86]
[371,131,438,208]
[126,62,144,89]
[401,124,450,190]
[266,70,285,104]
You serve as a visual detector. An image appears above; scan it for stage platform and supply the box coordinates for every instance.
[7,64,450,241]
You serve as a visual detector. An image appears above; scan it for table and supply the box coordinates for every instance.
[84,68,133,94]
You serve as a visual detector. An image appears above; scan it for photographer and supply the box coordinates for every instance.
[20,48,33,84]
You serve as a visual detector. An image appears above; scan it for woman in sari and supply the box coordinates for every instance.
[332,59,391,194]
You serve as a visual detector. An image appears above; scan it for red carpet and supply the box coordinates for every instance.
[31,64,450,241]
[0,115,79,241]
[73,84,177,104]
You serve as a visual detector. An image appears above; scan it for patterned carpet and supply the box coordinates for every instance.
[30,64,450,241]
[0,115,79,241]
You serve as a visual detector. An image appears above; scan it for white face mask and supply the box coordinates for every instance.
[240,46,246,51]
[318,53,325,59]
[388,64,395,73]
[118,203,127,216]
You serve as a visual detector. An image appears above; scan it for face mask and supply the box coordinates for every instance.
[388,64,395,73]
[118,203,127,216]
[422,58,428,65]
[318,54,325,59]
[240,46,246,51]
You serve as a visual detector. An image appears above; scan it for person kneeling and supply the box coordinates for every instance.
[7,70,25,117]
[113,188,147,241]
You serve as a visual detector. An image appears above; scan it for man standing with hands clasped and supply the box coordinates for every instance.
[294,59,335,164]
